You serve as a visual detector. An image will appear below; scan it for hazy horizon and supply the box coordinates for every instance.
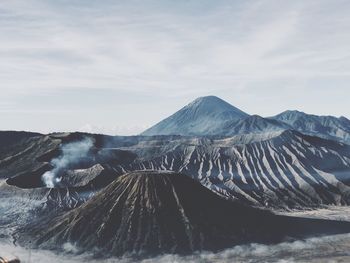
[1,0,350,135]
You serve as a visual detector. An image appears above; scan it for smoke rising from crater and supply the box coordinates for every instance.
[42,137,94,188]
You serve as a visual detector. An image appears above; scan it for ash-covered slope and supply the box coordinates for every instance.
[141,96,249,136]
[0,132,60,180]
[2,129,350,211]
[0,130,42,149]
[271,110,350,144]
[20,171,350,257]
[117,130,350,208]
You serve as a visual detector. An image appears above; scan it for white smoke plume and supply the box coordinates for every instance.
[42,137,94,188]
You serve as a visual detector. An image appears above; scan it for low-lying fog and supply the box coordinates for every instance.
[1,233,350,263]
[2,188,350,263]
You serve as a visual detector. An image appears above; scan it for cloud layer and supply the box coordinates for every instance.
[2,233,350,262]
[1,0,349,134]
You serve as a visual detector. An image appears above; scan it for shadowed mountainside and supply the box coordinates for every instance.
[18,171,350,257]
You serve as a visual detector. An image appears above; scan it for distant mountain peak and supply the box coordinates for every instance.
[141,96,249,136]
[271,110,350,143]
[190,95,233,106]
[276,110,307,116]
[141,96,350,142]
[184,95,248,118]
[192,95,221,101]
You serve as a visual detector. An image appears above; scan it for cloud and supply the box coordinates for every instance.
[1,233,350,262]
[0,0,350,133]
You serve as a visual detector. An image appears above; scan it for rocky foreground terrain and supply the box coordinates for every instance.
[0,96,350,259]
[15,171,350,257]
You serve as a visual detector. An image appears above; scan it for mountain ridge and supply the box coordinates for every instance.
[271,110,350,143]
[141,96,249,136]
[141,96,350,144]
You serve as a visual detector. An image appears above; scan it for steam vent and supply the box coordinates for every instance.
[20,171,350,257]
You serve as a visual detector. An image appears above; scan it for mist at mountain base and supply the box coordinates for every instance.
[2,233,350,263]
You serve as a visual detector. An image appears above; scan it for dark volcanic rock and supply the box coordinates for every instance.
[6,164,51,188]
[0,134,60,180]
[0,130,41,149]
[19,171,350,257]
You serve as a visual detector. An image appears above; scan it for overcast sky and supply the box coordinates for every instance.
[1,0,349,135]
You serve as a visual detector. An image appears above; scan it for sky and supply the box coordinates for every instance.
[0,0,349,135]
